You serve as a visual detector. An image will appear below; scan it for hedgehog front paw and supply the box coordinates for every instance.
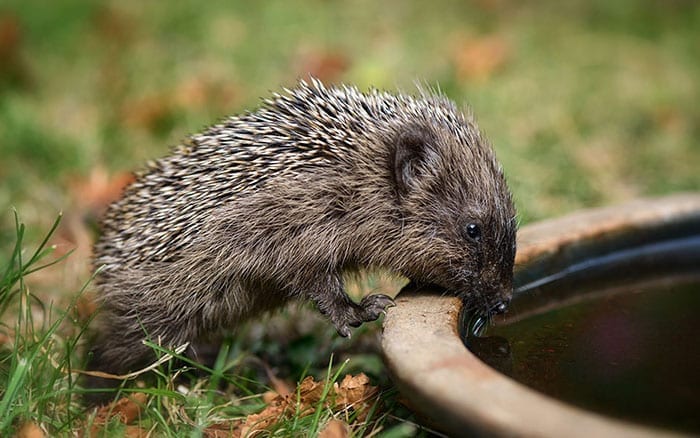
[330,294,395,338]
[357,294,395,322]
[336,324,353,338]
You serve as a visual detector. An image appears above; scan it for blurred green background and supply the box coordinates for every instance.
[1,0,699,281]
[0,1,697,433]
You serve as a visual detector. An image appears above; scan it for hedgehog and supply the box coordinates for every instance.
[89,78,517,380]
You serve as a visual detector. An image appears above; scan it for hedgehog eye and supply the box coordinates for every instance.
[465,223,481,241]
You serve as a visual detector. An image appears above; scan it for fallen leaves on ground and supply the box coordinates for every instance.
[68,166,135,218]
[319,419,349,438]
[173,75,239,112]
[75,292,99,325]
[85,393,149,437]
[262,361,295,399]
[203,422,241,438]
[203,373,379,437]
[0,12,32,88]
[294,47,350,83]
[15,422,45,438]
[452,34,511,82]
[334,373,379,422]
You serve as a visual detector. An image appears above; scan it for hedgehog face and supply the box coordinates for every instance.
[452,212,517,316]
[390,120,516,316]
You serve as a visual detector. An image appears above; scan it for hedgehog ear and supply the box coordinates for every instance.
[393,128,435,197]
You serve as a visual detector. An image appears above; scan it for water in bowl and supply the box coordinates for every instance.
[467,276,700,434]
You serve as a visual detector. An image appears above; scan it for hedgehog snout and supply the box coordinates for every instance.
[490,298,510,315]
[469,275,513,317]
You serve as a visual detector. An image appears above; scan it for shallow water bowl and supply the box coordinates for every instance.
[382,194,700,437]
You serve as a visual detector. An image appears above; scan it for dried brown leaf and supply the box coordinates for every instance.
[319,419,349,438]
[123,425,150,437]
[235,374,379,436]
[241,404,287,437]
[16,422,45,438]
[174,77,209,108]
[655,106,685,133]
[337,373,372,402]
[294,47,350,83]
[88,393,149,438]
[204,421,241,438]
[453,34,510,82]
[93,4,136,47]
[335,373,379,422]
[75,292,99,325]
[68,165,135,214]
[261,361,295,397]
[0,13,31,87]
[0,14,21,59]
[298,375,325,406]
[270,376,294,397]
[94,393,148,425]
[121,94,175,133]
[173,76,238,111]
[261,390,279,404]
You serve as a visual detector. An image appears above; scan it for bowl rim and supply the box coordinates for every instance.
[381,193,700,438]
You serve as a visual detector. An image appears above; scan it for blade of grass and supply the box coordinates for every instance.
[0,211,73,433]
[308,356,350,434]
[24,212,62,268]
[0,357,30,429]
[0,211,25,296]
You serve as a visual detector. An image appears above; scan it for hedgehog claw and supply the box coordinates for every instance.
[337,325,352,338]
[328,294,395,337]
[358,294,395,322]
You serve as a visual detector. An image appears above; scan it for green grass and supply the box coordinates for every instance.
[0,214,421,436]
[0,212,83,433]
[2,0,698,234]
[1,0,699,435]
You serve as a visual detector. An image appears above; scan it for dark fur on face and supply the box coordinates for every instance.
[387,118,516,315]
[89,79,516,381]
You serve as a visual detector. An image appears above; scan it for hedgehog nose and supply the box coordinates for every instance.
[492,300,509,315]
